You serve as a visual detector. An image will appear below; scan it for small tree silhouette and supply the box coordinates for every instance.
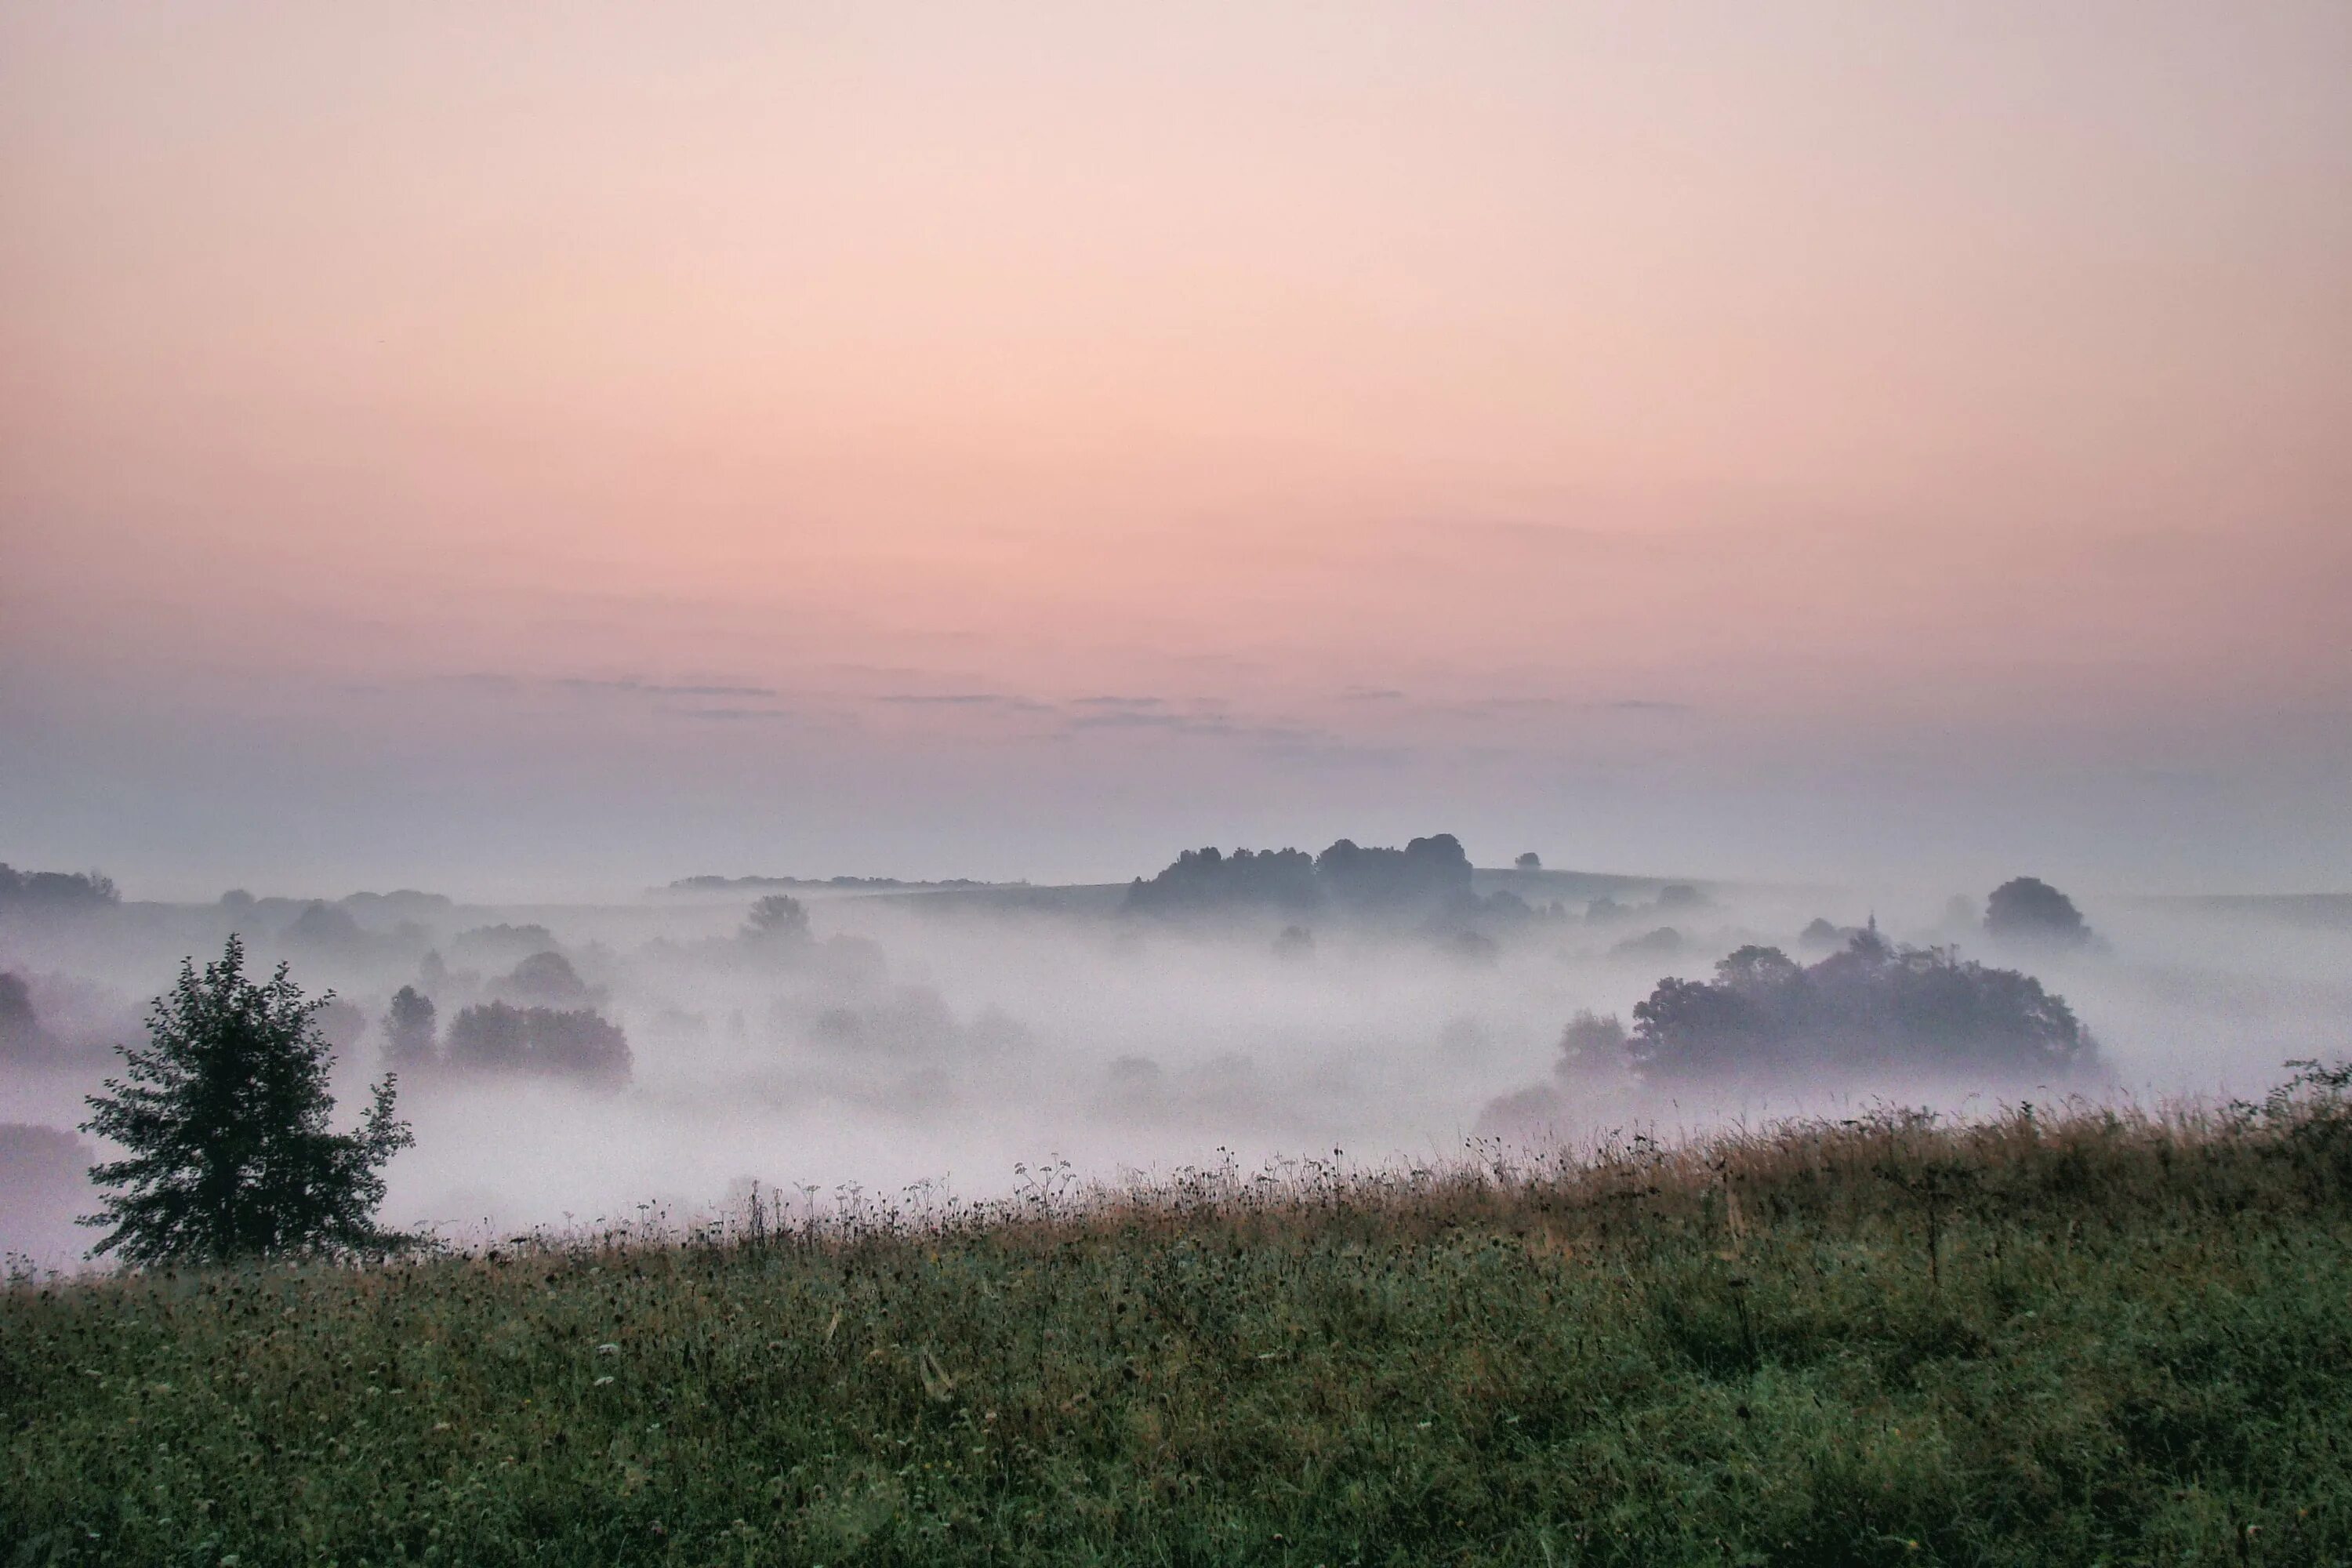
[81,935,412,1264]
[383,985,438,1069]
[742,894,812,944]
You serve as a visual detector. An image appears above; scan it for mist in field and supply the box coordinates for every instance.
[7,844,2348,1273]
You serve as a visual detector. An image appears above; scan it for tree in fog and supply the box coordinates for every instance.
[1984,877,2095,949]
[383,985,437,1069]
[742,894,812,945]
[445,1001,631,1086]
[80,935,412,1264]
[1629,930,2091,1083]
[495,949,593,1007]
[0,971,55,1061]
[1515,851,1542,871]
[1555,1009,1628,1080]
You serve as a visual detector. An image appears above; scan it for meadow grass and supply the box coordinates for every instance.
[7,1069,2352,1566]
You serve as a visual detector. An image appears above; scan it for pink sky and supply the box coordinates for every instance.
[3,2,2348,895]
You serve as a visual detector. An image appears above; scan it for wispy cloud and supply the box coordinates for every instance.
[555,677,782,699]
[877,692,1053,712]
[1067,710,1234,735]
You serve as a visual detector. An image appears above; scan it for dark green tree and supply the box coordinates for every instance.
[80,935,412,1264]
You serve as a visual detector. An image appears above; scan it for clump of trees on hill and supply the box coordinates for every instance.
[1628,924,2092,1082]
[1125,834,1472,916]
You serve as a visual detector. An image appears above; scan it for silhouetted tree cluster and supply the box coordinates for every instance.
[445,1001,631,1085]
[79,936,411,1263]
[1125,846,1320,913]
[1316,835,1472,906]
[1124,834,1472,916]
[0,864,119,913]
[1628,926,2092,1082]
[1984,876,2096,949]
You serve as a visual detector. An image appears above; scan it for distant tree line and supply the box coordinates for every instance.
[1125,834,1474,916]
[0,864,119,913]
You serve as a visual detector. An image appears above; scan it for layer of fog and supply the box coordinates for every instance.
[6,865,2349,1272]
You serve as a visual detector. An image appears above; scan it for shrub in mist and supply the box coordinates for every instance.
[78,935,412,1264]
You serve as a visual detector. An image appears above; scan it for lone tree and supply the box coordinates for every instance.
[81,935,412,1264]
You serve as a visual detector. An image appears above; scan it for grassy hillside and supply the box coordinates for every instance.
[7,1069,2352,1566]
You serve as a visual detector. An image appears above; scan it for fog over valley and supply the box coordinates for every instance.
[7,843,2346,1272]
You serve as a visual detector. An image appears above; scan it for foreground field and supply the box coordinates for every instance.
[7,1071,2352,1566]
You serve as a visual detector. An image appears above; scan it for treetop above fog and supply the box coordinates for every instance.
[1629,925,2092,1083]
[1984,876,2096,949]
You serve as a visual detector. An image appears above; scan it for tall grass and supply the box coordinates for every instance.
[6,1066,2352,1566]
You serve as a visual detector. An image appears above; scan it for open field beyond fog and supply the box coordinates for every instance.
[8,1073,2352,1567]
